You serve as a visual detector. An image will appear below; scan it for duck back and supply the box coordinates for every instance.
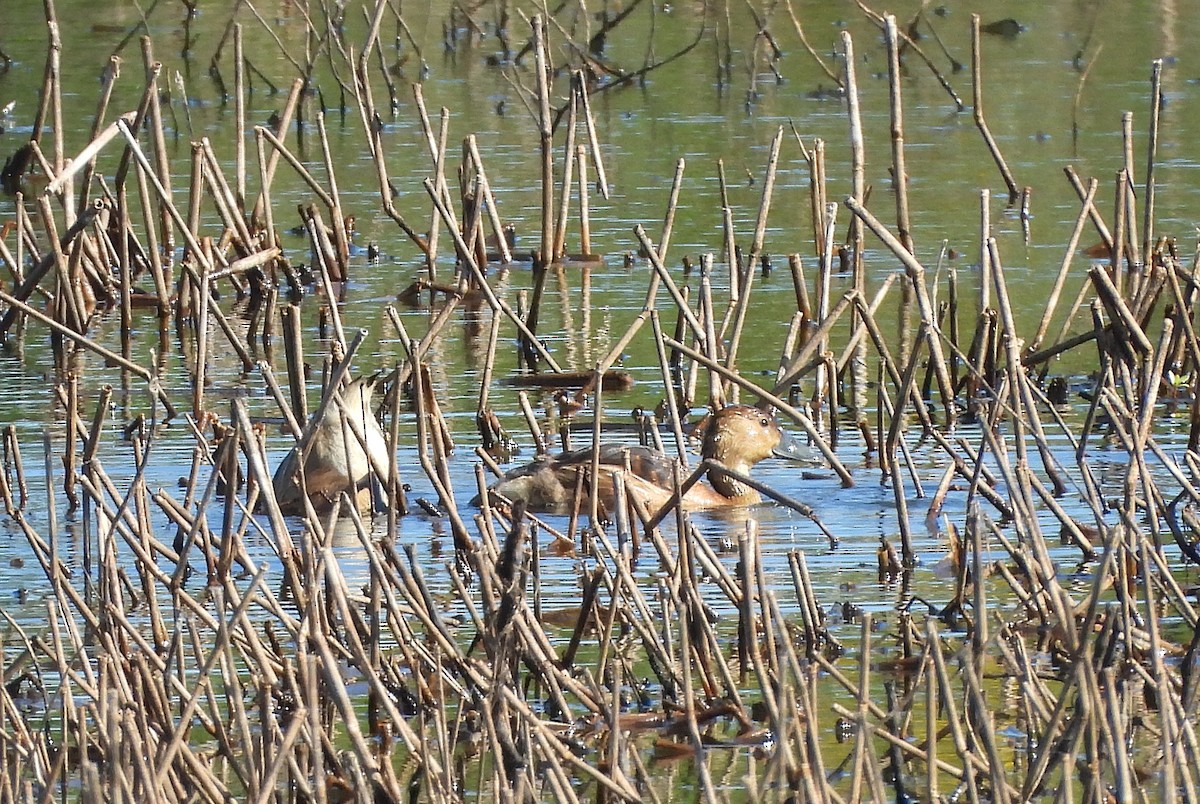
[482,404,793,514]
[273,379,390,514]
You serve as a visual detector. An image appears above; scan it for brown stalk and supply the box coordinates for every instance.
[970,15,1019,202]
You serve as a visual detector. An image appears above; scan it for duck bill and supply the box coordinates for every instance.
[771,428,818,463]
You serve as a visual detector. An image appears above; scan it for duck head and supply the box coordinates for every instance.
[698,405,784,500]
[701,405,781,462]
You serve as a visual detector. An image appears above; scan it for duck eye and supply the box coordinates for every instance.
[760,417,769,427]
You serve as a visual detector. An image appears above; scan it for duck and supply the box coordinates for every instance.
[272,376,391,514]
[481,404,811,514]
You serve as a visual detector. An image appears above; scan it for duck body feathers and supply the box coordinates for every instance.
[484,405,795,514]
[486,444,696,514]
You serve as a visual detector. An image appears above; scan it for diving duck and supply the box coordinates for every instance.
[272,376,390,514]
[482,404,810,514]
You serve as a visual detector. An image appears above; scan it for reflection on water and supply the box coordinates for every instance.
[0,0,1190,597]
[0,0,1198,795]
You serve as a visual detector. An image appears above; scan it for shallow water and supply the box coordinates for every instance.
[1,0,1200,795]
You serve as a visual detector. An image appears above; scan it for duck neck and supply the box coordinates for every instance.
[706,464,763,504]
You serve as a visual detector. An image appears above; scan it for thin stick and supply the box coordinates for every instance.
[728,128,782,372]
[843,32,866,287]
[576,68,610,199]
[844,196,957,424]
[533,16,555,263]
[466,135,512,264]
[552,90,578,261]
[884,15,913,255]
[659,157,686,263]
[971,15,1019,202]
[1122,112,1138,274]
[577,146,592,256]
[234,24,246,208]
[1142,59,1162,266]
[1030,178,1098,353]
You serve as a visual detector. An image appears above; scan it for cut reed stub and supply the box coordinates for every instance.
[502,369,634,392]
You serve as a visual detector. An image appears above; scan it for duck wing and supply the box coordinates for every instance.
[589,444,684,487]
[500,444,684,483]
[486,444,687,513]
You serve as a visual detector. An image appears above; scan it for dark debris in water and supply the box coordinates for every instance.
[980,18,1025,38]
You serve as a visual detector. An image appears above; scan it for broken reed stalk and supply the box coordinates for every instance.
[250,78,303,226]
[134,163,171,311]
[575,66,610,200]
[699,255,723,405]
[193,240,211,421]
[811,139,828,262]
[971,15,1019,203]
[835,275,898,374]
[744,126,782,271]
[1142,59,1162,266]
[552,85,578,261]
[844,196,957,425]
[650,310,690,464]
[1030,177,1098,352]
[1122,113,1139,278]
[234,24,246,209]
[659,157,685,262]
[988,237,1069,497]
[38,0,65,174]
[884,15,913,255]
[429,105,452,274]
[812,203,836,427]
[5,11,1200,804]
[533,15,555,264]
[1064,164,1114,251]
[726,127,781,375]
[316,112,349,274]
[979,189,992,316]
[577,145,592,256]
[466,134,511,263]
[843,32,866,285]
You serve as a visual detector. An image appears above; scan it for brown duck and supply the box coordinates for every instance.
[482,404,810,514]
